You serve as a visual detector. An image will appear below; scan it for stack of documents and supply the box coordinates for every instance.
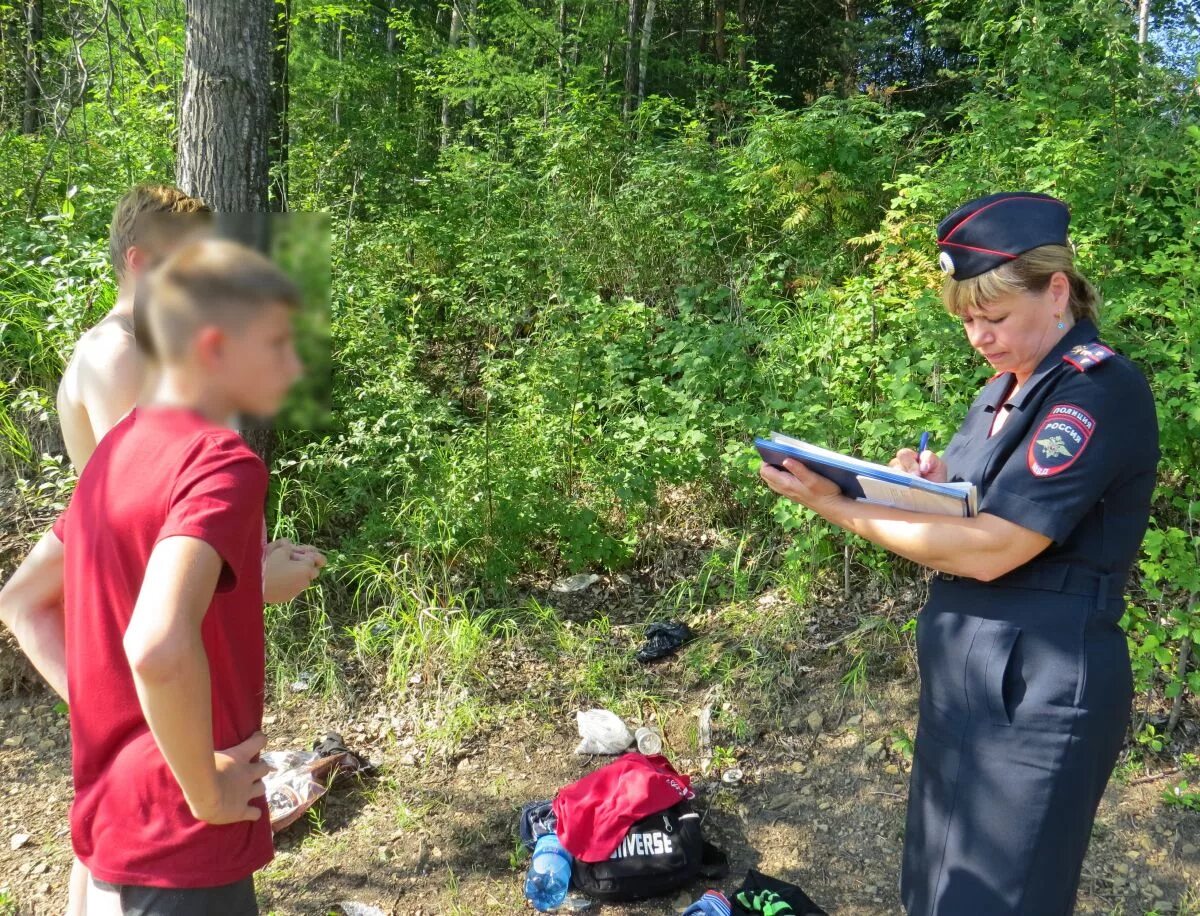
[755,432,978,517]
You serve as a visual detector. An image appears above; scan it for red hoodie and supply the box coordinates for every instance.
[552,753,695,862]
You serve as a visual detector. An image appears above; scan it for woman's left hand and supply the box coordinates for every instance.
[759,459,845,516]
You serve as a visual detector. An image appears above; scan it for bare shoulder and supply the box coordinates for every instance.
[64,316,145,398]
[77,316,141,374]
[58,316,149,468]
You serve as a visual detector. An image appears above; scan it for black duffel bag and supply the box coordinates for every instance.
[518,797,728,903]
[571,800,728,902]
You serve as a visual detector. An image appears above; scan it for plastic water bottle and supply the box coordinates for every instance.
[524,833,573,911]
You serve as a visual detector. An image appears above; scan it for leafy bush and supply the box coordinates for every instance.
[1,0,1197,739]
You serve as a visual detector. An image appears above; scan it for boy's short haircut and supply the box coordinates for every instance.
[139,238,301,363]
[109,185,212,283]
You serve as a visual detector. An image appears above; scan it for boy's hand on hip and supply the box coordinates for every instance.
[189,731,270,825]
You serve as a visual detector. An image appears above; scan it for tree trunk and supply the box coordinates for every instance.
[465,0,477,119]
[622,0,640,117]
[601,0,619,85]
[441,0,462,148]
[557,0,568,93]
[270,0,291,211]
[22,0,42,134]
[386,0,399,53]
[840,0,856,96]
[1,15,14,128]
[177,0,276,464]
[637,0,655,107]
[571,1,586,69]
[714,0,726,63]
[178,0,273,212]
[1167,633,1193,735]
[1136,0,1149,65]
[736,0,747,72]
[333,19,342,126]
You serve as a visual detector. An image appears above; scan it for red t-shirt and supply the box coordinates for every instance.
[552,753,695,862]
[52,406,273,887]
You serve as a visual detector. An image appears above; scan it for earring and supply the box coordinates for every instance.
[1056,313,1065,330]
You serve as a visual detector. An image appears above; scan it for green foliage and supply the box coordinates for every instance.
[1,189,114,481]
[1162,779,1200,811]
[1162,748,1200,810]
[2,0,1199,750]
[1138,722,1168,754]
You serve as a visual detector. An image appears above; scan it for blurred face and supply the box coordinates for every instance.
[208,302,303,418]
[959,274,1070,383]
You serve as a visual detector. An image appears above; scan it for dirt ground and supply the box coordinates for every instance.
[3,648,1198,916]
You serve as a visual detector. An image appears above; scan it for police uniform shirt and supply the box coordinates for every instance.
[941,318,1159,581]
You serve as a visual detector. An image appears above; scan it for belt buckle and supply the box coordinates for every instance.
[935,572,957,582]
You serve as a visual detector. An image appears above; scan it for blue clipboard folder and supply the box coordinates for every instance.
[754,432,979,518]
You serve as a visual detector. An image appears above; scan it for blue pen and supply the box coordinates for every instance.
[918,431,930,455]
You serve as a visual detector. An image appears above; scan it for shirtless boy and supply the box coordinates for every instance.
[57,185,210,470]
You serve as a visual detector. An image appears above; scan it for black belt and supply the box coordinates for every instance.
[934,564,1123,611]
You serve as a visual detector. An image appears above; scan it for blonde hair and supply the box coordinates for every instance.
[137,239,300,363]
[941,245,1100,325]
[109,184,211,282]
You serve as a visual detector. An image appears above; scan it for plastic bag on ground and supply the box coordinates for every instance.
[263,750,328,832]
[553,573,600,593]
[574,709,634,755]
[636,621,695,662]
[263,732,372,832]
[336,904,387,916]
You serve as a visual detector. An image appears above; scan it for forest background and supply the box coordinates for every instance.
[1,0,1200,898]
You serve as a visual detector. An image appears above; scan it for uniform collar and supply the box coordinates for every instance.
[980,373,1015,413]
[993,318,1099,412]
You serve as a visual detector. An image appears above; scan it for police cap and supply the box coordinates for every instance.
[937,192,1070,279]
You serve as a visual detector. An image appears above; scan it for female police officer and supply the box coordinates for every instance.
[759,192,1159,915]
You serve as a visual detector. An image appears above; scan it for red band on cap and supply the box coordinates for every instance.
[938,240,1020,258]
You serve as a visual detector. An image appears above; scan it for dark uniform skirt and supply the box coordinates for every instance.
[900,568,1132,916]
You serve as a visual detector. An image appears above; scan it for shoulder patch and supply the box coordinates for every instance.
[1028,404,1095,477]
[1062,341,1115,373]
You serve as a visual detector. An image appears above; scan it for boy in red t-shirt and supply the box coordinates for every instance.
[0,239,304,914]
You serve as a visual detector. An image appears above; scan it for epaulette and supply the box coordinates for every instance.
[1062,341,1115,373]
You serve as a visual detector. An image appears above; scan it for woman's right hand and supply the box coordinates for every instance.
[890,448,949,483]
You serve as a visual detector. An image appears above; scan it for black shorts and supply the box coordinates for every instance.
[93,877,257,916]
